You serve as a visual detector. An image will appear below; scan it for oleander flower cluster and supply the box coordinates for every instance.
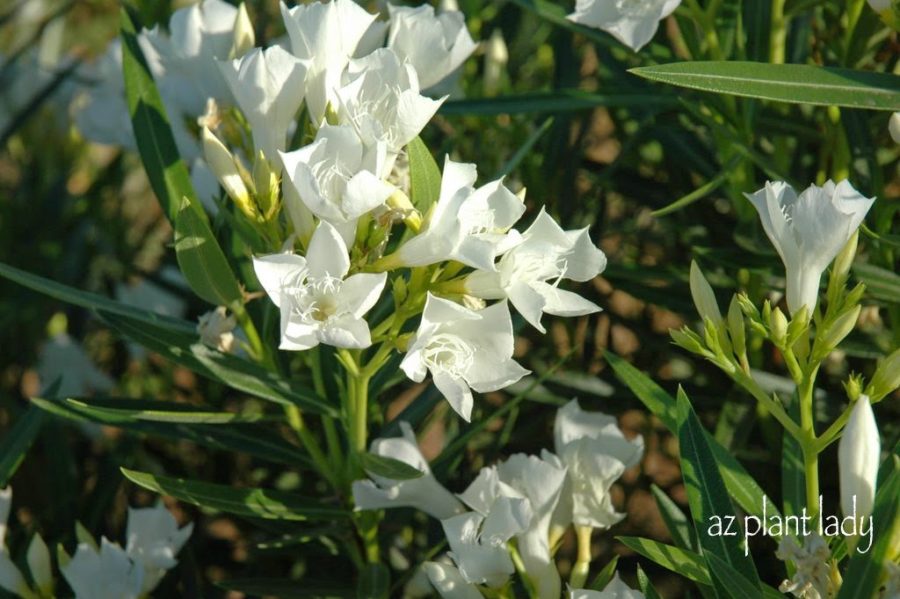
[353,400,645,598]
[0,487,192,599]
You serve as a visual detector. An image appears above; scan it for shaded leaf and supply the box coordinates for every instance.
[0,406,43,487]
[616,536,711,586]
[360,453,424,481]
[407,136,441,212]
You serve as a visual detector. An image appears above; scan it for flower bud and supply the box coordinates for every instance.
[727,296,746,357]
[891,112,900,144]
[231,3,255,59]
[832,230,858,286]
[844,374,863,402]
[484,29,508,96]
[838,395,880,520]
[867,347,900,402]
[690,261,721,324]
[27,533,53,595]
[386,189,422,232]
[770,307,788,347]
[671,327,706,355]
[202,127,256,219]
[252,150,279,219]
[821,304,861,352]
[786,304,809,345]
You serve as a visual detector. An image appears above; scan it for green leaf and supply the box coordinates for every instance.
[675,388,761,593]
[606,352,781,525]
[56,397,269,424]
[121,468,347,521]
[357,564,389,599]
[0,406,43,487]
[441,90,675,116]
[360,453,424,481]
[630,62,900,110]
[616,536,711,586]
[97,310,334,416]
[174,196,244,306]
[651,484,696,551]
[0,261,194,334]
[31,397,310,467]
[494,116,554,179]
[406,136,442,212]
[636,564,663,599]
[836,458,900,599]
[120,8,203,224]
[217,578,353,598]
[853,262,900,303]
[587,555,619,590]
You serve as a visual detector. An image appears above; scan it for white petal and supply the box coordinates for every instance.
[340,273,388,318]
[252,254,307,308]
[838,395,880,520]
[422,561,484,599]
[433,371,474,421]
[306,221,351,279]
[317,315,372,349]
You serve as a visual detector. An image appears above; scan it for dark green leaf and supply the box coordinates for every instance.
[676,388,761,592]
[637,564,663,599]
[120,8,203,224]
[0,261,193,334]
[0,406,43,487]
[217,578,353,598]
[174,196,244,306]
[616,536,711,586]
[360,453,424,481]
[853,263,900,303]
[121,468,347,521]
[56,397,269,424]
[630,62,900,110]
[357,564,389,599]
[606,352,781,525]
[441,90,675,116]
[651,484,696,551]
[31,397,310,467]
[407,136,442,212]
[587,555,619,590]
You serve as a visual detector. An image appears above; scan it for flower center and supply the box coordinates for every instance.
[504,249,567,285]
[284,275,345,324]
[461,207,497,236]
[311,159,355,203]
[423,333,474,378]
[346,80,406,148]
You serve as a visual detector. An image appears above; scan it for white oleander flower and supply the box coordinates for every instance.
[280,124,394,234]
[400,294,528,421]
[337,48,444,159]
[0,487,32,599]
[386,4,477,92]
[197,307,238,353]
[352,422,465,519]
[125,502,194,594]
[464,207,606,332]
[253,221,387,350]
[567,0,681,52]
[423,561,484,599]
[493,454,567,599]
[890,112,900,144]
[219,46,308,167]
[571,573,645,598]
[396,157,525,271]
[838,395,881,521]
[776,534,835,599]
[549,400,643,532]
[61,538,144,599]
[145,0,239,115]
[439,512,517,588]
[745,180,875,315]
[280,0,378,124]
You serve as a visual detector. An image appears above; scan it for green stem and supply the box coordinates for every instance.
[797,370,820,517]
[730,370,802,439]
[770,0,787,64]
[286,406,338,489]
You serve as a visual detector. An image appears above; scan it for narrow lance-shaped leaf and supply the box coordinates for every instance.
[121,468,348,521]
[616,536,711,586]
[120,8,203,223]
[406,136,441,212]
[630,62,900,111]
[675,388,762,593]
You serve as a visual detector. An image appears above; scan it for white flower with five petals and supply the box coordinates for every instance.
[219,46,308,167]
[386,4,477,92]
[400,294,528,421]
[253,221,387,350]
[61,538,143,599]
[280,0,378,124]
[337,48,444,160]
[280,124,394,236]
[550,400,643,532]
[465,207,606,332]
[352,422,465,520]
[125,502,194,595]
[745,180,875,315]
[396,157,525,272]
[567,0,681,52]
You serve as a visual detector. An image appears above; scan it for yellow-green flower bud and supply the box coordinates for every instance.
[727,295,746,357]
[671,327,706,355]
[822,304,861,352]
[690,260,721,324]
[231,3,255,59]
[844,373,863,402]
[252,150,279,219]
[786,304,809,345]
[202,127,256,219]
[770,307,788,346]
[867,347,900,402]
[832,230,858,285]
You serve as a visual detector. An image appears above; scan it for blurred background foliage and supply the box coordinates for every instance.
[0,0,897,596]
